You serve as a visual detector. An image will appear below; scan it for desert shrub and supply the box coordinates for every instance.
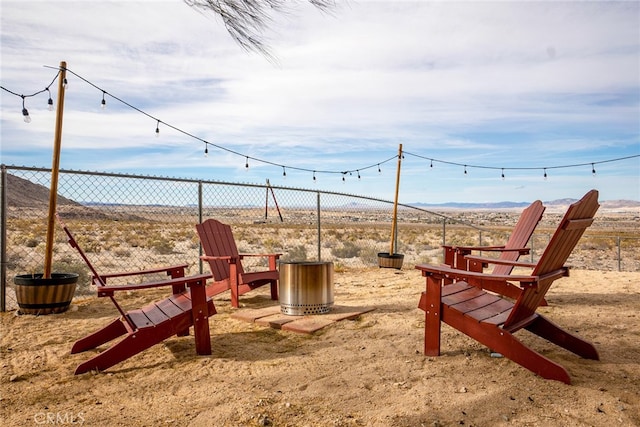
[113,248,132,258]
[150,238,175,255]
[51,259,91,295]
[332,241,362,258]
[25,237,40,248]
[359,246,380,266]
[76,236,103,253]
[282,245,307,262]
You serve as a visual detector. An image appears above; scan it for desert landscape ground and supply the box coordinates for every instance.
[1,200,639,426]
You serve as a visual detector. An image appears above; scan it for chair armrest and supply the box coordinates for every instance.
[200,255,233,261]
[238,253,282,258]
[416,263,535,282]
[467,246,529,254]
[200,255,239,267]
[443,244,506,252]
[97,273,211,297]
[464,255,536,268]
[415,263,569,289]
[97,264,189,281]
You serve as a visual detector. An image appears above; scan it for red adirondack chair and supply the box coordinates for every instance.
[417,190,600,384]
[57,215,216,374]
[196,219,280,308]
[442,200,545,301]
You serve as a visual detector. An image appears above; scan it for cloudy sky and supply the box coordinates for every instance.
[1,0,638,203]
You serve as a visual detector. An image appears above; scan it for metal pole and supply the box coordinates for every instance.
[530,235,535,262]
[44,61,67,278]
[617,236,621,272]
[198,181,203,274]
[0,164,7,311]
[316,192,321,261]
[442,218,446,262]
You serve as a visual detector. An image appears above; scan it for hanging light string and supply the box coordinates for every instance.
[3,66,638,180]
[41,65,399,179]
[1,70,61,122]
[404,151,639,177]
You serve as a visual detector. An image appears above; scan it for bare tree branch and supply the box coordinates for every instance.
[184,0,336,60]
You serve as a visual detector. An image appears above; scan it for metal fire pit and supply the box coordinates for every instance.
[279,261,334,315]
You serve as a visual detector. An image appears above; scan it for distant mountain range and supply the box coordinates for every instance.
[5,174,639,211]
[410,199,640,210]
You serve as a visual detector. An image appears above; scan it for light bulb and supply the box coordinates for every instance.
[101,99,106,109]
[155,121,160,137]
[47,97,54,111]
[22,108,31,123]
[63,78,68,89]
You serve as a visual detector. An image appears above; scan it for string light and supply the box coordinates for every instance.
[155,120,160,137]
[101,91,106,109]
[591,163,596,176]
[1,69,60,123]
[63,78,68,89]
[313,171,316,182]
[21,96,31,123]
[204,144,208,157]
[282,166,286,178]
[245,156,249,169]
[6,66,637,183]
[46,88,54,111]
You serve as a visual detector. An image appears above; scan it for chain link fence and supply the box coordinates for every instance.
[2,164,638,311]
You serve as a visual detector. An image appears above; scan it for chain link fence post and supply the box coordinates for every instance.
[1,164,7,311]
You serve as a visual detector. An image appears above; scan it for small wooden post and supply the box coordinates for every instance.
[44,61,67,279]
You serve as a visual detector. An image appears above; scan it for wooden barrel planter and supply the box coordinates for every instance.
[14,273,78,315]
[377,252,404,269]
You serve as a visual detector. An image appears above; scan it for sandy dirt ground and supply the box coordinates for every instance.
[1,267,639,426]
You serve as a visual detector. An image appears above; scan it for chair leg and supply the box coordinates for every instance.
[230,285,240,308]
[270,281,278,301]
[526,316,599,360]
[476,326,572,384]
[423,276,443,356]
[71,318,128,354]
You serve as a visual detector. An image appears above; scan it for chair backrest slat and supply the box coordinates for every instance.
[196,219,243,282]
[492,200,545,276]
[503,190,599,329]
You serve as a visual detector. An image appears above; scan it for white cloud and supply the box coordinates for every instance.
[1,0,638,202]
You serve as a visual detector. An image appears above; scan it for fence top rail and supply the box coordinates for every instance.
[2,164,504,233]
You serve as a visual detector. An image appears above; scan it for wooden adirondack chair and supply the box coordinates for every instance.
[57,215,216,375]
[442,200,546,302]
[443,200,545,272]
[417,190,600,384]
[196,219,280,308]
